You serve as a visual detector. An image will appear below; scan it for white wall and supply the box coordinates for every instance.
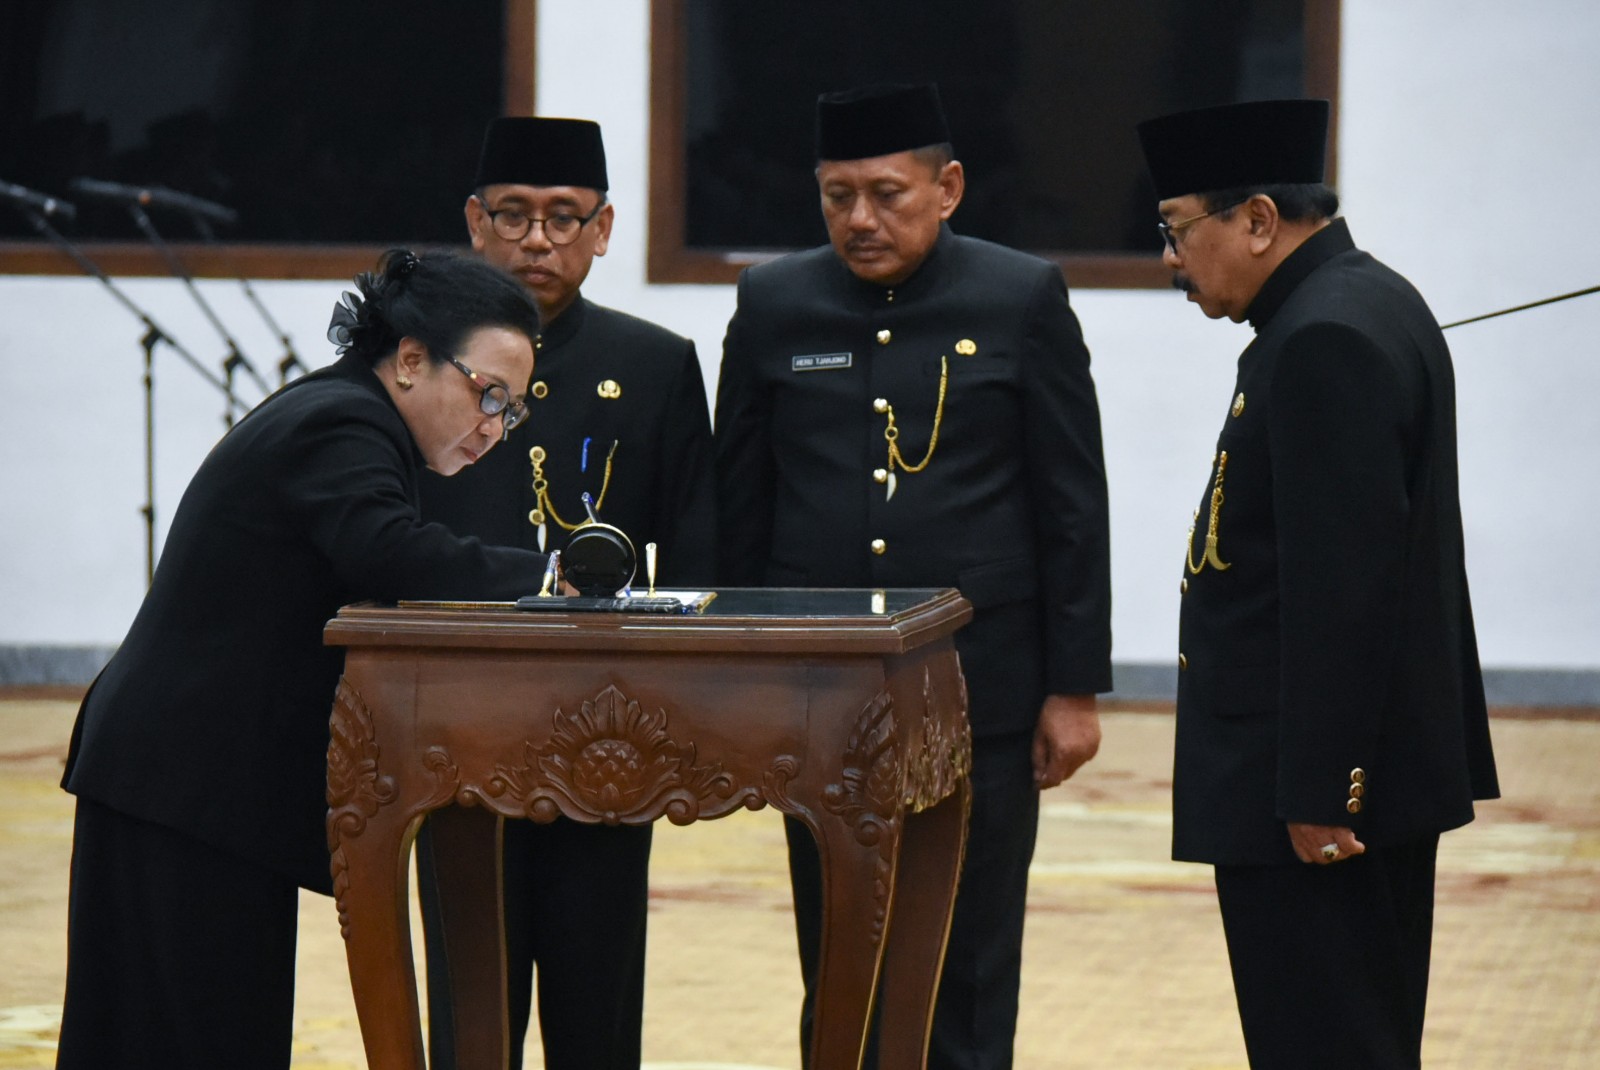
[2,0,1596,678]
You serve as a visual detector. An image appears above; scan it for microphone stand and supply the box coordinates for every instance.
[190,214,307,385]
[126,203,272,422]
[18,207,249,587]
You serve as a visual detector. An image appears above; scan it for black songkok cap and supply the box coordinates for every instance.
[815,83,951,161]
[473,117,609,192]
[1136,99,1330,201]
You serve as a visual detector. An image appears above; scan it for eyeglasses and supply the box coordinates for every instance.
[482,199,606,245]
[1157,198,1250,254]
[448,357,529,439]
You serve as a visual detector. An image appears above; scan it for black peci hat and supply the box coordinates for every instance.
[815,83,951,161]
[1136,99,1330,201]
[474,117,609,191]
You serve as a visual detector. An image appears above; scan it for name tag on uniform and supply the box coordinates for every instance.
[791,352,853,372]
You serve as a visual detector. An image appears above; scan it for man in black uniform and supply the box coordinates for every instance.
[1136,99,1500,1068]
[715,84,1112,1069]
[418,117,717,1070]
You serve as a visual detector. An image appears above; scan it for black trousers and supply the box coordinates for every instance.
[1214,836,1440,1070]
[788,730,1039,1070]
[418,815,653,1070]
[56,797,300,1070]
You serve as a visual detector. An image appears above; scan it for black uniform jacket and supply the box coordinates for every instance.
[421,297,716,587]
[715,227,1112,736]
[1173,219,1500,866]
[63,353,550,893]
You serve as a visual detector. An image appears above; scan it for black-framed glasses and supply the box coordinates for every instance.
[482,199,606,245]
[448,357,529,438]
[1157,198,1250,254]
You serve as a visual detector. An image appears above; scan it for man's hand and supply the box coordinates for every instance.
[1287,822,1366,865]
[1031,694,1100,790]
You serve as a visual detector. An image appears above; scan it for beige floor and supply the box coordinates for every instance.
[2,694,1596,1069]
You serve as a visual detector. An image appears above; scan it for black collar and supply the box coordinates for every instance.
[1245,217,1356,332]
[538,293,590,350]
[327,350,427,467]
[838,223,954,303]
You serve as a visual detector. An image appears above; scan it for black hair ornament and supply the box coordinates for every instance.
[325,290,368,356]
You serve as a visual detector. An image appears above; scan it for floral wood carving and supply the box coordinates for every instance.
[478,684,757,825]
[762,754,803,817]
[326,677,398,939]
[822,689,903,946]
[906,663,974,813]
[822,689,903,846]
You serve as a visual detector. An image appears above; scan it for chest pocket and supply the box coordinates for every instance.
[925,354,1012,380]
[918,353,1016,434]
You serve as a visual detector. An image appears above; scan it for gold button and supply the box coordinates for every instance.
[870,539,887,555]
[876,329,892,345]
[1346,798,1363,815]
[531,380,549,399]
[1178,653,1188,671]
[597,379,621,399]
[873,398,889,413]
[955,338,977,356]
[529,446,546,463]
[872,468,888,484]
[1180,577,1189,594]
[528,509,545,526]
[1350,768,1366,784]
[1231,392,1245,417]
[1350,783,1365,799]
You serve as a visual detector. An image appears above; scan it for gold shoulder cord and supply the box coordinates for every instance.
[528,441,618,532]
[876,355,949,498]
[1186,450,1232,574]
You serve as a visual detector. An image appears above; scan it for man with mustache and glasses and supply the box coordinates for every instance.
[1137,99,1499,1068]
[714,82,1112,1069]
[415,116,716,1070]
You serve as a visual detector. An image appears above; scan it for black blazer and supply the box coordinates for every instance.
[1173,219,1500,866]
[715,227,1113,735]
[420,296,717,586]
[63,353,550,892]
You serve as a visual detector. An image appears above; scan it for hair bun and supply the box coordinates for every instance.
[387,248,421,279]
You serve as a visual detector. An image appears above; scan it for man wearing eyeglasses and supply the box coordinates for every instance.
[1137,99,1499,1068]
[416,116,716,1070]
[715,83,1112,1069]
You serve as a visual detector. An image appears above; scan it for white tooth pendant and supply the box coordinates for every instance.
[537,522,548,552]
[886,471,898,501]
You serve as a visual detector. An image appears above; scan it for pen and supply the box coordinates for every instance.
[538,549,561,597]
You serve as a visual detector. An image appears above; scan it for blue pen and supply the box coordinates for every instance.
[581,436,592,473]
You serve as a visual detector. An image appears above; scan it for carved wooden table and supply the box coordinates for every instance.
[323,587,973,1070]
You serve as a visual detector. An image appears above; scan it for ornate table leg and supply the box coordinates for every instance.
[869,646,974,1069]
[875,780,970,1070]
[328,674,433,1070]
[804,807,900,1070]
[795,683,908,1070]
[331,801,428,1070]
[425,805,510,1070]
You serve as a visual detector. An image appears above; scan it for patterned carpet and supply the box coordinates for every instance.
[2,695,1596,1069]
